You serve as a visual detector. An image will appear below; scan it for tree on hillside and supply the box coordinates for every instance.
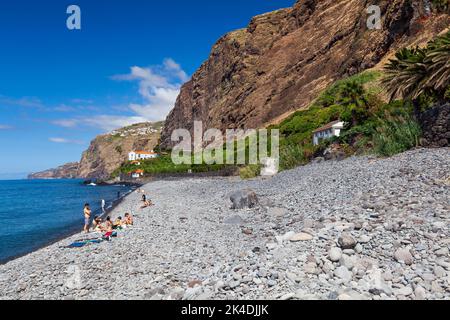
[383,47,429,101]
[424,32,450,100]
[337,81,371,126]
[382,31,450,107]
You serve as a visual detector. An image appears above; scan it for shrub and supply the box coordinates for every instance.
[373,115,422,157]
[431,0,450,12]
[279,144,309,170]
[239,165,261,180]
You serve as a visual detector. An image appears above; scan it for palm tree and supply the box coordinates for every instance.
[382,31,450,106]
[382,47,429,101]
[337,81,371,125]
[424,32,450,101]
[337,81,368,107]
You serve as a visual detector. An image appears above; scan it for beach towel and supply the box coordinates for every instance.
[75,237,102,243]
[66,242,87,248]
[65,239,103,249]
[85,239,103,244]
[102,231,118,241]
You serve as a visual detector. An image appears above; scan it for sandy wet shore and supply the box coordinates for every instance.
[0,148,449,300]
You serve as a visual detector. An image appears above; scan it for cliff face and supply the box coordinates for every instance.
[160,0,450,149]
[77,122,162,180]
[28,162,79,180]
[29,122,163,180]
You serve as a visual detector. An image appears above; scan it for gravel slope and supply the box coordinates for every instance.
[0,148,449,300]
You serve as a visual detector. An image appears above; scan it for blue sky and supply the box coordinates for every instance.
[0,0,294,178]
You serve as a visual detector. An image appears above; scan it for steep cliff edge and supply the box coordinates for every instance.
[77,122,162,180]
[29,123,163,180]
[28,162,80,180]
[160,0,450,149]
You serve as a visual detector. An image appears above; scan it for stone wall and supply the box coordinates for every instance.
[419,103,450,147]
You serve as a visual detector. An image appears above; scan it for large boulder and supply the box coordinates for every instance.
[230,189,259,210]
[323,144,347,162]
[338,234,357,250]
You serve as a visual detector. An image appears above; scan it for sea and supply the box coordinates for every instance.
[0,179,134,264]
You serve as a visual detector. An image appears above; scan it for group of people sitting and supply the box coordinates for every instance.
[72,204,135,247]
[73,190,155,248]
[92,213,134,233]
[82,189,151,236]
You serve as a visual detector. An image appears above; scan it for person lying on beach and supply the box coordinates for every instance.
[140,200,154,209]
[83,203,92,233]
[123,213,134,226]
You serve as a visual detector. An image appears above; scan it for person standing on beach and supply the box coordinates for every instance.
[83,203,92,233]
[101,199,106,213]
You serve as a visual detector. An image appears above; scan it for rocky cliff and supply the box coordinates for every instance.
[28,162,79,180]
[29,123,162,181]
[77,122,163,180]
[419,103,450,147]
[160,0,450,149]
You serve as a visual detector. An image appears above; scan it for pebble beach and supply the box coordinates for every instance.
[0,148,449,300]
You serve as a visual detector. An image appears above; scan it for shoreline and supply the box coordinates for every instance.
[0,173,240,266]
[0,148,448,300]
[0,185,139,265]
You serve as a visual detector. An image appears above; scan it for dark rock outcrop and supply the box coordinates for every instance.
[419,103,450,147]
[160,0,450,149]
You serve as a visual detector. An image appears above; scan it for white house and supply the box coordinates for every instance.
[131,169,144,179]
[313,121,345,146]
[128,150,158,161]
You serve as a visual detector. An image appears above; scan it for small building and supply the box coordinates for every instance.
[131,169,144,179]
[313,121,345,146]
[128,150,158,161]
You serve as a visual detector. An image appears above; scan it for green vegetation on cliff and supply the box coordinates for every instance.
[274,31,450,168]
[116,31,449,179]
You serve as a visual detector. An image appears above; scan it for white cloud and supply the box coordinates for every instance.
[112,58,189,122]
[0,95,43,108]
[52,59,189,133]
[53,104,76,112]
[0,124,12,130]
[49,137,69,143]
[82,115,149,132]
[163,58,189,82]
[49,137,84,145]
[52,119,78,128]
[70,98,94,104]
